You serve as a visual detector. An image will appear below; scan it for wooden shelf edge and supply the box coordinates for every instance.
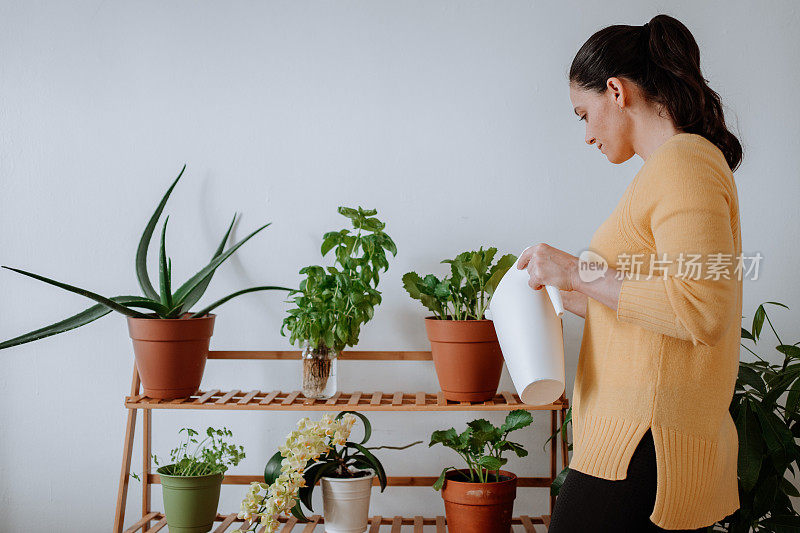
[125,512,552,533]
[125,390,569,412]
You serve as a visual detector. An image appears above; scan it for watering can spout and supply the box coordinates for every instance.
[545,285,565,318]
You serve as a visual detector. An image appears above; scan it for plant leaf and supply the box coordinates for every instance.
[136,165,185,300]
[158,217,173,308]
[189,286,293,318]
[346,441,386,490]
[0,295,164,349]
[178,214,237,315]
[501,409,534,433]
[170,222,272,307]
[263,450,283,485]
[432,466,455,491]
[1,266,149,319]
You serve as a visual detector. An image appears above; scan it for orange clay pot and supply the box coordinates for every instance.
[126,313,215,400]
[424,317,504,402]
[441,469,518,533]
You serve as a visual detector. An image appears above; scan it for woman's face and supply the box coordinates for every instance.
[569,79,635,164]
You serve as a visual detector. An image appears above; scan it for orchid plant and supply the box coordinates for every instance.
[236,412,419,532]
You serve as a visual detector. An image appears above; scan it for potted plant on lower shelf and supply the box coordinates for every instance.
[144,426,245,533]
[403,247,516,401]
[0,165,291,399]
[237,412,419,533]
[281,206,397,399]
[430,409,533,533]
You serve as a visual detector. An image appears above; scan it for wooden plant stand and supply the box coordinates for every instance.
[114,350,570,532]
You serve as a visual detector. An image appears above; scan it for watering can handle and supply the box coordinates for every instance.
[545,285,565,318]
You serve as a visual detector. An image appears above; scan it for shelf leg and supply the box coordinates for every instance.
[113,364,140,533]
[142,408,152,530]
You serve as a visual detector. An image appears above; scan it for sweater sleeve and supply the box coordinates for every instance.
[615,148,738,347]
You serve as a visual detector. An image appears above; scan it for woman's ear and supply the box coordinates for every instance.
[606,76,627,109]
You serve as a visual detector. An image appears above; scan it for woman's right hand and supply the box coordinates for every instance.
[560,289,588,319]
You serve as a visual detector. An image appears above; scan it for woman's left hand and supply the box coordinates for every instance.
[516,243,581,292]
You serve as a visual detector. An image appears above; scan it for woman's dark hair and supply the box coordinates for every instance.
[569,14,743,172]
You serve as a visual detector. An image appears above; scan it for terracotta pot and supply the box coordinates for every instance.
[127,313,215,400]
[441,469,517,533]
[424,317,504,402]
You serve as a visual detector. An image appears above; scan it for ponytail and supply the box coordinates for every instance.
[570,14,743,171]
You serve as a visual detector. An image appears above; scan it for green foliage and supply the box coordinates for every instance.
[0,165,292,350]
[263,412,420,521]
[156,426,245,477]
[548,301,800,532]
[429,410,533,489]
[280,206,397,353]
[402,246,516,320]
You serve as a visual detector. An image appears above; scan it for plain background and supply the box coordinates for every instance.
[1,1,798,530]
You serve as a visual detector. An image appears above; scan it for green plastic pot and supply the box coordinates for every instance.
[158,465,224,533]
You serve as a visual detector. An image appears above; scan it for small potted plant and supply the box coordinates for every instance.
[0,165,291,399]
[237,412,419,533]
[403,247,516,401]
[281,206,397,399]
[430,410,533,533]
[150,426,245,533]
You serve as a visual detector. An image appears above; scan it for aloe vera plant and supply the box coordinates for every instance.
[0,165,292,350]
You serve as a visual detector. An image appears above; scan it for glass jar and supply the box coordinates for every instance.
[301,340,338,399]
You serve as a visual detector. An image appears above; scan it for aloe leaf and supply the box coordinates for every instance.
[1,266,149,319]
[0,295,164,350]
[170,222,272,308]
[158,217,173,308]
[189,285,292,318]
[177,214,237,315]
[136,164,185,300]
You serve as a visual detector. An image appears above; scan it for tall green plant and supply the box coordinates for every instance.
[547,301,800,532]
[402,247,516,320]
[280,206,397,353]
[0,165,292,349]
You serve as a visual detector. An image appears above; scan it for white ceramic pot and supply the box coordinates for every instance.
[321,470,375,533]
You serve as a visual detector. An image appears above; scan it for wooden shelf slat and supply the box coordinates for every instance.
[143,517,167,533]
[238,390,259,405]
[214,514,238,533]
[216,390,240,405]
[369,515,382,533]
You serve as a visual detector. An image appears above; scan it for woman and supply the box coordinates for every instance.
[518,14,743,532]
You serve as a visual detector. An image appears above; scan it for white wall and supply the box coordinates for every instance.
[1,1,798,530]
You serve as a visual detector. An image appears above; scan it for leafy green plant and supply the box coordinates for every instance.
[429,409,533,489]
[0,165,292,349]
[548,301,800,532]
[132,426,245,482]
[155,426,245,477]
[402,247,516,320]
[280,206,397,352]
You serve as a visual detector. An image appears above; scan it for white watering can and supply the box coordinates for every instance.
[488,247,566,406]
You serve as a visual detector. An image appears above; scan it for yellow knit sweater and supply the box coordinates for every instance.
[569,133,742,529]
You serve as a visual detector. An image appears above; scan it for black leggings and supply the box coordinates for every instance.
[548,428,712,532]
